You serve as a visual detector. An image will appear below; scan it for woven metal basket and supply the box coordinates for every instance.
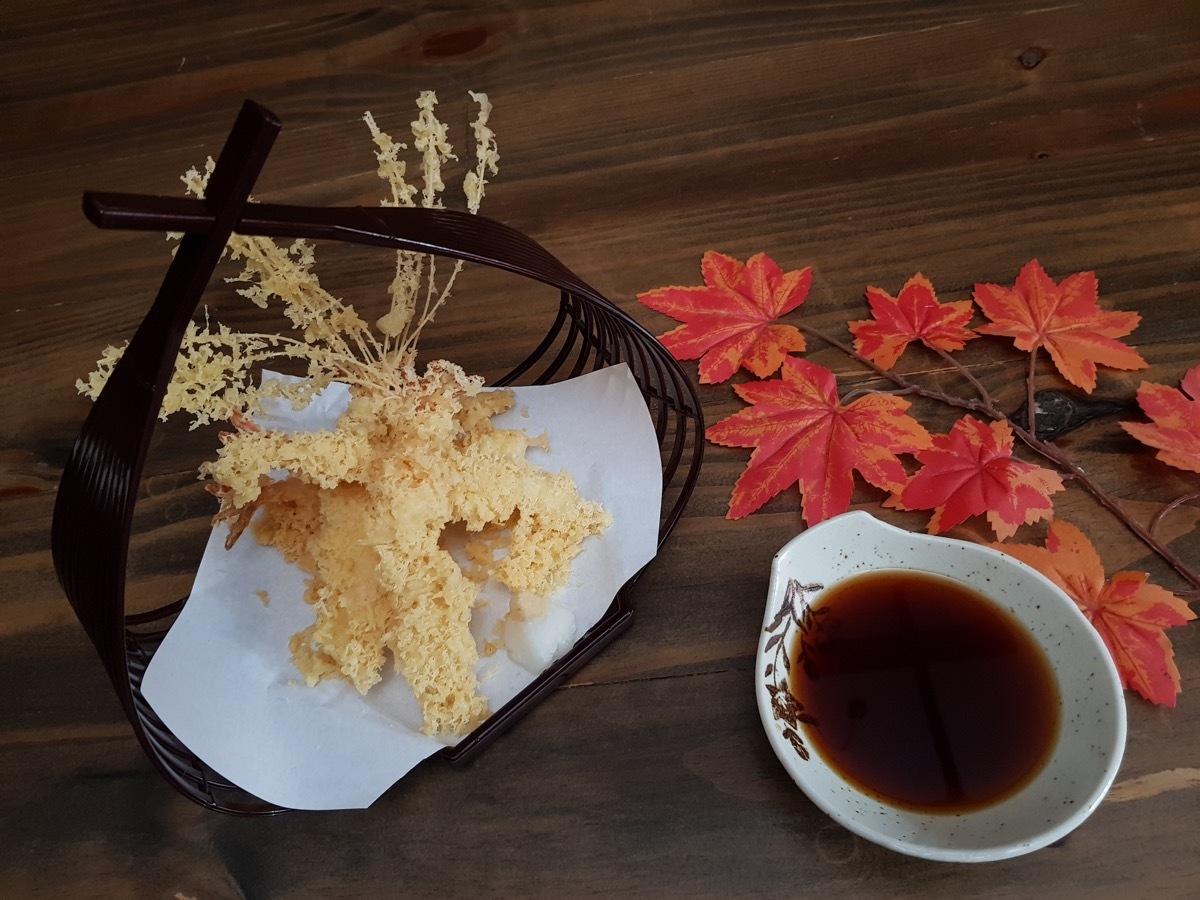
[51,101,704,814]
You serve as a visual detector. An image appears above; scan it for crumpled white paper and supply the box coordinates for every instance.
[141,363,661,810]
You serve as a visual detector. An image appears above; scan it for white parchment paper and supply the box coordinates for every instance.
[141,364,661,810]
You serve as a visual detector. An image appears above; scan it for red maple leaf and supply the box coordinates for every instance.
[849,273,977,370]
[889,415,1064,539]
[1120,364,1200,473]
[993,519,1195,706]
[972,259,1147,393]
[706,357,931,523]
[637,251,812,384]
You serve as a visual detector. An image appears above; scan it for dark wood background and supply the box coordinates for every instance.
[4,1,1200,896]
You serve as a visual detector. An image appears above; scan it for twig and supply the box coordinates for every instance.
[933,345,994,408]
[798,323,991,416]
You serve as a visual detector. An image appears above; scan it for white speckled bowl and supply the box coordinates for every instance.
[756,511,1126,863]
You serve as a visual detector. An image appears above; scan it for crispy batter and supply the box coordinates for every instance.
[210,363,610,735]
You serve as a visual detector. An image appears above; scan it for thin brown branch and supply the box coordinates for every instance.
[933,345,994,408]
[797,324,991,417]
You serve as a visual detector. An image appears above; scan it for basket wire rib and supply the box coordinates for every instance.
[52,101,704,815]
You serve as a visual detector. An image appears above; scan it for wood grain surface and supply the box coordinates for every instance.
[4,1,1200,896]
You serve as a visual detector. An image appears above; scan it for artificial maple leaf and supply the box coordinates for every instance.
[706,357,931,523]
[993,519,1195,706]
[848,273,977,370]
[973,259,1147,393]
[637,251,812,383]
[1120,364,1200,473]
[889,415,1064,540]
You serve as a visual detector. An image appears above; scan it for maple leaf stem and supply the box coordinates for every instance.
[798,323,991,416]
[801,321,1200,592]
[932,346,995,408]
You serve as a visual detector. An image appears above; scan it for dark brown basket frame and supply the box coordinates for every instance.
[51,101,704,815]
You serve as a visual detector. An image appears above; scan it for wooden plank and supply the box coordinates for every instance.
[3,0,1200,894]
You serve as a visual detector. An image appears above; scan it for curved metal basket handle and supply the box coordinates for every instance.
[86,194,614,312]
[53,101,704,814]
[53,101,280,709]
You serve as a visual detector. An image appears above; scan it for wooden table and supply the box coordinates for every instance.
[4,1,1200,895]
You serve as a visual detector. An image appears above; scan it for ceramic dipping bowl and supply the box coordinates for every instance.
[756,511,1126,862]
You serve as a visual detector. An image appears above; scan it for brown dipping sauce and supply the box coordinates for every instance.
[790,569,1060,814]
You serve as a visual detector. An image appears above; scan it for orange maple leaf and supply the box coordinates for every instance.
[637,251,812,384]
[889,415,1064,539]
[1120,364,1200,474]
[706,357,931,523]
[849,273,977,370]
[993,519,1195,706]
[972,259,1147,393]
